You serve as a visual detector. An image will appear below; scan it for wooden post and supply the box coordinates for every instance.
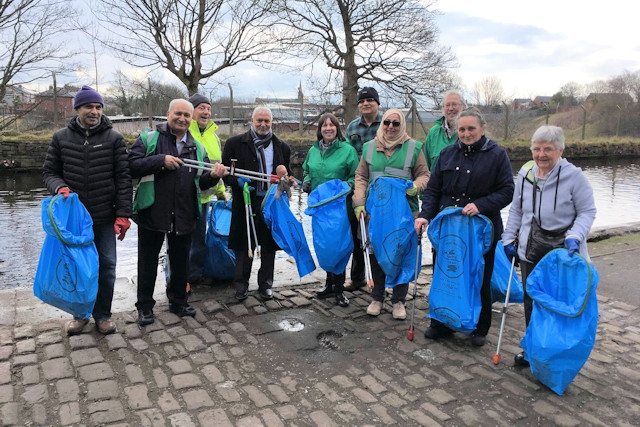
[228,83,234,136]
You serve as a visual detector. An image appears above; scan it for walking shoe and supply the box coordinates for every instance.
[235,289,249,301]
[137,310,155,326]
[470,333,487,347]
[392,302,406,320]
[316,285,333,299]
[344,280,366,292]
[514,351,530,367]
[366,301,383,316]
[335,293,349,307]
[65,318,89,336]
[258,288,274,300]
[96,318,117,335]
[169,304,197,317]
[423,325,454,340]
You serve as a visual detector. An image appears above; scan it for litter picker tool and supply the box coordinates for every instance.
[408,234,422,341]
[358,212,374,289]
[493,256,517,365]
[242,182,256,258]
[181,158,277,183]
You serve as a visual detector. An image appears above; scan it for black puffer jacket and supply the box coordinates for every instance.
[128,122,217,235]
[43,116,132,224]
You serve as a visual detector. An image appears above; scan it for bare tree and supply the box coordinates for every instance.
[471,76,504,108]
[92,0,285,96]
[607,70,640,102]
[273,0,456,123]
[107,71,187,116]
[0,0,79,103]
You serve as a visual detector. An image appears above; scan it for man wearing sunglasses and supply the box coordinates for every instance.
[344,86,382,292]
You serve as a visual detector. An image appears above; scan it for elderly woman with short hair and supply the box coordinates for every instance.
[502,125,597,367]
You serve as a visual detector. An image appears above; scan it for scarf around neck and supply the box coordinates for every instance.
[251,128,273,193]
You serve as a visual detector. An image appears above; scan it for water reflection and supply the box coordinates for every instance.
[1,158,639,290]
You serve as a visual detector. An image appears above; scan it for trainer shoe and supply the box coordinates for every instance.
[514,351,530,367]
[65,318,89,336]
[366,301,383,316]
[392,302,406,320]
[137,309,155,326]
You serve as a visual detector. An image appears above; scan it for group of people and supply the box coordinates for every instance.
[43,85,596,369]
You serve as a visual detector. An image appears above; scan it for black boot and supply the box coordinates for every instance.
[316,273,333,299]
[335,292,349,307]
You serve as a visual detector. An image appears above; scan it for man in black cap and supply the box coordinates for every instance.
[43,85,133,336]
[343,86,383,291]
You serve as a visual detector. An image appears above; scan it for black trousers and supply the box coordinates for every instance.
[430,242,496,336]
[520,260,535,327]
[369,253,409,304]
[233,248,276,293]
[349,213,365,283]
[136,227,191,312]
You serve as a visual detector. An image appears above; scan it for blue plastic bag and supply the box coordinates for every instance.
[304,179,353,274]
[366,176,420,287]
[262,185,316,278]
[427,207,493,333]
[521,248,599,395]
[33,193,99,319]
[204,200,236,281]
[491,241,525,304]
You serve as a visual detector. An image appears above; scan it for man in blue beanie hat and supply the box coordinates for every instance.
[43,85,133,336]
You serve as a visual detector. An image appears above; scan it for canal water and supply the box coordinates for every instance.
[1,158,639,290]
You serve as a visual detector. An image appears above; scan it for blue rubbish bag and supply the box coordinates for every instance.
[204,200,235,281]
[491,241,525,304]
[521,248,599,395]
[262,185,316,278]
[427,207,493,333]
[33,193,99,319]
[304,179,353,274]
[366,176,420,287]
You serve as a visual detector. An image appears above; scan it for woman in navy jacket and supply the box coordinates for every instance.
[415,107,514,346]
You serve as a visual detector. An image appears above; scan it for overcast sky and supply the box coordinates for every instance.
[435,0,639,100]
[38,0,639,105]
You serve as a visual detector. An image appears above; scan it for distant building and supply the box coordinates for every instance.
[1,85,36,110]
[532,96,552,109]
[35,85,77,117]
[512,98,532,111]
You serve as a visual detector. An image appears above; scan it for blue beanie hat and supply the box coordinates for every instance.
[74,85,104,109]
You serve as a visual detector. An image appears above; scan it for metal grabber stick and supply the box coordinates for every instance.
[243,182,253,258]
[358,212,374,290]
[182,158,276,183]
[408,233,423,341]
[493,257,517,365]
[247,203,260,259]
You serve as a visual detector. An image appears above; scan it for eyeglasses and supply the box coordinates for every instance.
[383,120,401,127]
[531,146,558,154]
[358,98,375,104]
[444,103,461,109]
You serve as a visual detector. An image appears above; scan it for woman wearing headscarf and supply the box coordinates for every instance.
[302,113,360,307]
[415,107,514,346]
[353,108,429,320]
[502,125,596,366]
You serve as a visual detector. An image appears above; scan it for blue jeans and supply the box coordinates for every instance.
[91,222,117,321]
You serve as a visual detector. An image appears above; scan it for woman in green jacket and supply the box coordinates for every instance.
[302,113,360,307]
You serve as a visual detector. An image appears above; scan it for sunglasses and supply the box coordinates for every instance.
[358,98,375,104]
[383,120,401,127]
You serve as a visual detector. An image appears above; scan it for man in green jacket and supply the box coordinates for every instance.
[423,90,466,170]
[186,93,227,286]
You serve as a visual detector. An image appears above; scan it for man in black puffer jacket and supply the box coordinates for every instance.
[43,85,133,336]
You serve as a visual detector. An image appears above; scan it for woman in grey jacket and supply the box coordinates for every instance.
[502,125,596,367]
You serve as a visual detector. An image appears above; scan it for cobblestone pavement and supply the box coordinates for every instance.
[1,253,639,427]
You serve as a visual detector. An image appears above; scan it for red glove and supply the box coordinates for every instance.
[114,217,131,241]
[57,187,71,198]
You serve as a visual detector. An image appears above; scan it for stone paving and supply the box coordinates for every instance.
[1,259,639,426]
